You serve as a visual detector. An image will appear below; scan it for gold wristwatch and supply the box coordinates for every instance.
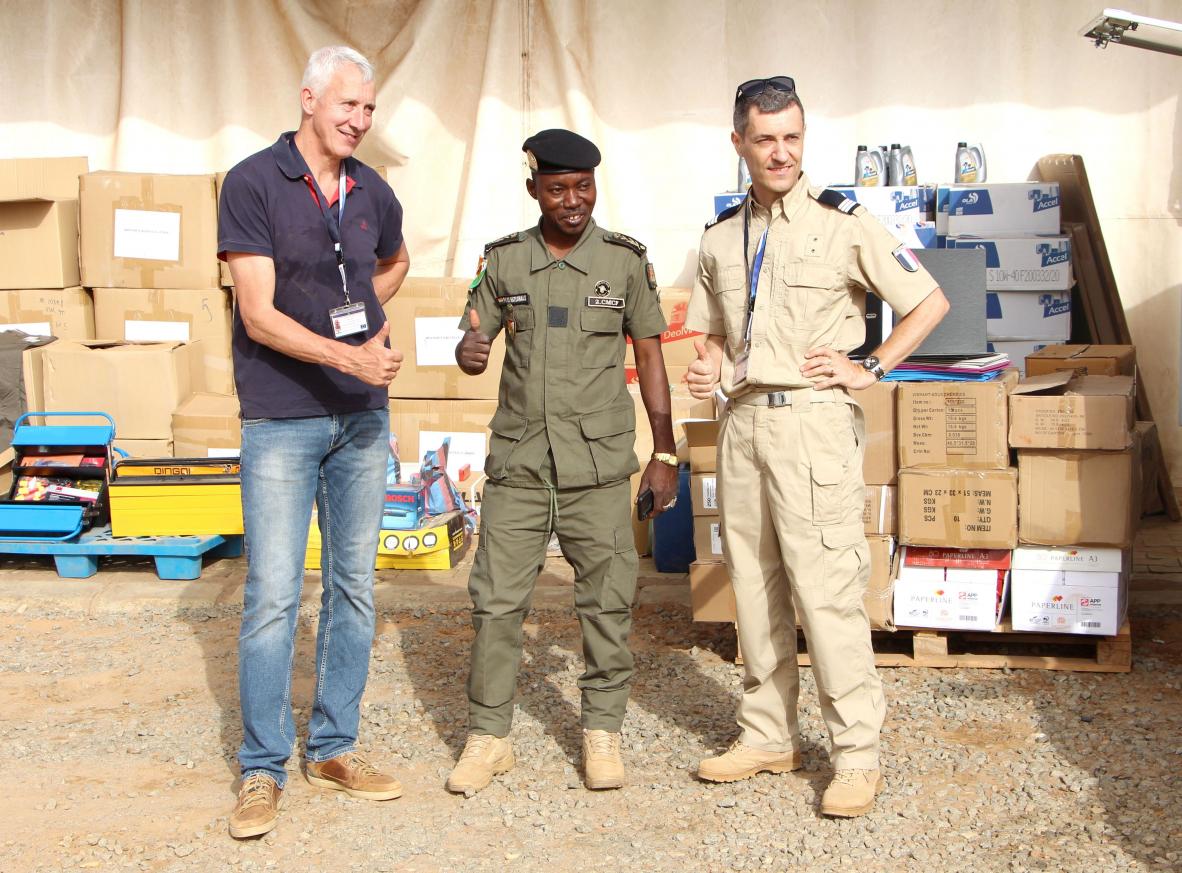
[651,452,679,468]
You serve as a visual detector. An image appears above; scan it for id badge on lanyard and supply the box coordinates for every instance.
[310,165,367,339]
[733,202,768,384]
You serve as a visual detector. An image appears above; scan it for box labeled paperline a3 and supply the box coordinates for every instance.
[1010,546,1128,635]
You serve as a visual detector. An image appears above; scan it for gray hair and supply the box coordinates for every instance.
[733,89,806,137]
[301,46,374,97]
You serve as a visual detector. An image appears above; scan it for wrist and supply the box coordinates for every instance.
[651,452,678,468]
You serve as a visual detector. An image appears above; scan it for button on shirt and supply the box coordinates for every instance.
[685,173,936,397]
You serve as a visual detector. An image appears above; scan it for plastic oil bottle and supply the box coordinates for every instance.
[854,145,883,187]
[954,142,987,183]
[899,146,918,186]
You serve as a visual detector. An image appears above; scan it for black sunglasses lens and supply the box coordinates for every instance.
[735,76,796,102]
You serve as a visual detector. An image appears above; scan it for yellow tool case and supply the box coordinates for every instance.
[108,458,243,537]
[305,509,471,571]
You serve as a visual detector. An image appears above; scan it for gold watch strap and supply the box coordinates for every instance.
[651,452,679,467]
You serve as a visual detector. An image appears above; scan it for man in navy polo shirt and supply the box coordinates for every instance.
[218,45,409,839]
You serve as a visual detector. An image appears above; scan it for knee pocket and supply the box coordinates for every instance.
[575,526,638,612]
[820,523,870,615]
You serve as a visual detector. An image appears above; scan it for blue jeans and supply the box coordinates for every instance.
[237,408,389,787]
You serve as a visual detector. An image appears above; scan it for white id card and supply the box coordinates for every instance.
[329,302,368,338]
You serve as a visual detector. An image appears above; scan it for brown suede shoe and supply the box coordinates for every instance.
[582,729,625,790]
[229,772,282,839]
[697,740,803,783]
[305,750,403,800]
[820,768,885,817]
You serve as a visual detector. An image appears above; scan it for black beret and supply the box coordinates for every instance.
[522,129,601,174]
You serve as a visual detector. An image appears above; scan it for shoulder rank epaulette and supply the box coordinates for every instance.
[705,200,744,230]
[604,231,647,256]
[816,188,863,215]
[483,231,525,254]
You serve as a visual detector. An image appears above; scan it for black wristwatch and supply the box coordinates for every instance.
[861,355,887,381]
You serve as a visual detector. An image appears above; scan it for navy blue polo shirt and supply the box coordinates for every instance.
[218,132,403,419]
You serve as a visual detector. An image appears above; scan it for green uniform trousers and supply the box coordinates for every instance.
[466,478,638,736]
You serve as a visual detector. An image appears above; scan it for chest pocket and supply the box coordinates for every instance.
[711,264,749,347]
[773,261,842,336]
[503,306,535,370]
[580,306,624,369]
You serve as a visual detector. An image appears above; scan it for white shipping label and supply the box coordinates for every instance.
[113,209,182,262]
[124,319,190,342]
[700,476,718,510]
[207,447,241,458]
[710,522,722,555]
[415,317,465,366]
[419,430,487,478]
[0,322,51,336]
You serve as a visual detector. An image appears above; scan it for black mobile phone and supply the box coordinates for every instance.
[636,488,655,521]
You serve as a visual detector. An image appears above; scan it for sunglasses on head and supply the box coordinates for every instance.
[735,76,796,104]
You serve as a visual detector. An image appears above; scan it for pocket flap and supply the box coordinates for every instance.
[580,306,624,334]
[580,404,635,440]
[488,408,528,440]
[821,523,864,550]
[796,263,838,289]
[810,459,844,486]
[506,307,534,330]
[722,264,745,292]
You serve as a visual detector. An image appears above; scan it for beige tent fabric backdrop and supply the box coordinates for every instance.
[3,0,1182,475]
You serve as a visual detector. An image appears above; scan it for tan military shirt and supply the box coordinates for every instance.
[460,219,666,489]
[685,173,937,397]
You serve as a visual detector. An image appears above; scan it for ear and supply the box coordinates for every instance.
[731,129,743,155]
[300,86,317,117]
[525,176,538,202]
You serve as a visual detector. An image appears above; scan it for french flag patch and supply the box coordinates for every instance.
[892,245,920,273]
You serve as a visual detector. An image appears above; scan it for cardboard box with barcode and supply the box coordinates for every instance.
[893,546,1009,631]
[381,278,503,400]
[898,467,1018,550]
[691,471,718,517]
[860,380,898,484]
[41,340,204,439]
[93,287,234,395]
[1017,430,1141,549]
[936,182,1061,237]
[0,157,87,290]
[1024,344,1136,378]
[388,398,496,486]
[683,419,720,472]
[80,172,220,290]
[863,484,897,535]
[1010,546,1128,636]
[0,287,94,340]
[1008,371,1134,450]
[897,369,1018,469]
[623,288,703,369]
[172,393,242,458]
[693,516,722,560]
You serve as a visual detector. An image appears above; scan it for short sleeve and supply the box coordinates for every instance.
[684,242,726,335]
[218,169,273,259]
[623,256,666,340]
[457,256,504,341]
[848,212,938,319]
[376,188,404,259]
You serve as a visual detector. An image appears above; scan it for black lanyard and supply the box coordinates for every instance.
[294,144,351,304]
[741,194,769,344]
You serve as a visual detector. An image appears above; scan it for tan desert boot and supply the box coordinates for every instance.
[697,740,802,783]
[446,734,515,795]
[229,772,283,839]
[582,729,625,790]
[305,750,403,800]
[820,768,885,817]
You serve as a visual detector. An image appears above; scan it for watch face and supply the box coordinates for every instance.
[862,355,880,370]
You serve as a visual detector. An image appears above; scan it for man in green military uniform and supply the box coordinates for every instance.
[448,129,678,794]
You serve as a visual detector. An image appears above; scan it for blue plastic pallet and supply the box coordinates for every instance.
[0,524,243,580]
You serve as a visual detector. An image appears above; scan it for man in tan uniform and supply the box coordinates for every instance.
[685,77,949,817]
[448,129,678,795]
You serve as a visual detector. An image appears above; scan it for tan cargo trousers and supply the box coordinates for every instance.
[718,389,884,770]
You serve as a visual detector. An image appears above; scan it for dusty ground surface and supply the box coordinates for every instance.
[0,518,1180,872]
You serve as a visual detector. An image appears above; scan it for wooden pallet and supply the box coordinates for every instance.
[736,621,1132,673]
[0,524,243,580]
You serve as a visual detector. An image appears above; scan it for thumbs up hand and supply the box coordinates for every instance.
[344,319,403,387]
[686,337,721,400]
[456,307,493,375]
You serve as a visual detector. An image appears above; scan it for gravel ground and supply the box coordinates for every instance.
[1,596,1180,873]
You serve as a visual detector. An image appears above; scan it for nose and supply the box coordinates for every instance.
[561,187,580,208]
[770,140,789,164]
[350,107,370,132]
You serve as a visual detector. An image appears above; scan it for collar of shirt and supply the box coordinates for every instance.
[747,171,811,229]
[529,217,596,274]
[271,131,360,205]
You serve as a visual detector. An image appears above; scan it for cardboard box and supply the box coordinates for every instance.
[382,278,503,400]
[689,560,735,622]
[939,182,1061,237]
[214,171,233,288]
[884,221,937,248]
[683,419,720,472]
[0,157,87,290]
[114,438,174,458]
[1018,440,1140,548]
[830,186,935,224]
[172,392,241,458]
[986,290,1071,341]
[897,370,1018,469]
[0,288,94,340]
[1010,546,1128,635]
[0,156,88,202]
[629,383,715,470]
[863,484,897,535]
[691,472,718,516]
[946,235,1072,291]
[624,288,703,368]
[1009,372,1135,450]
[20,340,55,413]
[1024,344,1136,378]
[92,287,234,395]
[898,467,1018,549]
[693,516,723,559]
[389,398,496,484]
[893,546,1009,631]
[41,340,204,439]
[866,535,896,631]
[860,380,898,484]
[986,340,1063,376]
[79,172,220,290]
[0,446,13,495]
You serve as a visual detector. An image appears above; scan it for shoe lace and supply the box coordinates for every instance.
[831,769,869,786]
[237,773,276,811]
[725,740,751,756]
[585,731,620,756]
[339,751,382,778]
[459,735,496,760]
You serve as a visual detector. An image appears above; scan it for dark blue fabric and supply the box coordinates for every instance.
[218,132,403,419]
